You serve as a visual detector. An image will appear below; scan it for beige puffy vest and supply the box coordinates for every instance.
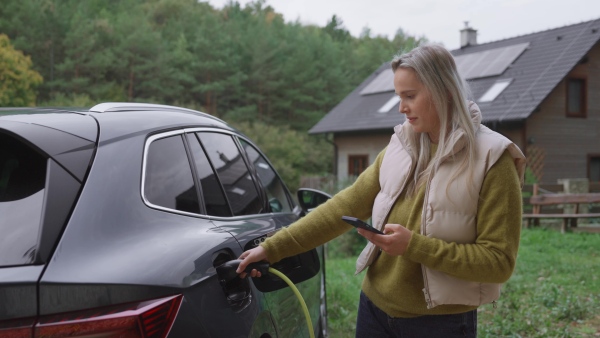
[356,102,526,309]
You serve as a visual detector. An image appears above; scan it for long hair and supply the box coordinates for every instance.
[391,44,477,196]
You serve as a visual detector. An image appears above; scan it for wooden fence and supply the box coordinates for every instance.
[522,182,600,213]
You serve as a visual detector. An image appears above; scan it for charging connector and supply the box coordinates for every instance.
[216,259,270,282]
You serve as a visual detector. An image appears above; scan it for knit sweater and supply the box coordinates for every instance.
[261,147,522,317]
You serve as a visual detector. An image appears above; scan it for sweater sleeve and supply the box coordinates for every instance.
[261,148,387,263]
[403,150,522,283]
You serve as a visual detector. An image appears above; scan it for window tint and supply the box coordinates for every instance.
[239,139,291,213]
[0,133,47,266]
[144,135,200,214]
[197,133,262,216]
[186,134,231,217]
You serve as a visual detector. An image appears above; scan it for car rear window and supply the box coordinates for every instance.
[0,133,47,267]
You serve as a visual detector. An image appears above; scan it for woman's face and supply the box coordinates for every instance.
[394,67,441,143]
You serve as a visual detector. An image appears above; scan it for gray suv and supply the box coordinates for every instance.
[0,103,330,337]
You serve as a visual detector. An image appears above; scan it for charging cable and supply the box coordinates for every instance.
[267,267,314,338]
[217,260,315,338]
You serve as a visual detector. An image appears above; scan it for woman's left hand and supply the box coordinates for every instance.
[357,223,412,256]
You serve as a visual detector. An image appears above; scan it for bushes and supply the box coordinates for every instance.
[0,34,43,106]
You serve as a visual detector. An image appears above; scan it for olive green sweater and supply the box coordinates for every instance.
[261,148,522,317]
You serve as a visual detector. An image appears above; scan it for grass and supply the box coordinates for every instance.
[325,228,600,338]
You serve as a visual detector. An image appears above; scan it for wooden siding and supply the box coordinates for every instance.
[524,42,600,183]
[498,126,526,151]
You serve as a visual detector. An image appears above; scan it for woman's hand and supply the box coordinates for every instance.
[357,223,412,256]
[236,246,269,278]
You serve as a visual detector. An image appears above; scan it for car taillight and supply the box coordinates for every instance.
[0,295,182,338]
[0,318,35,338]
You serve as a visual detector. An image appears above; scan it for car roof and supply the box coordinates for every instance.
[0,103,236,143]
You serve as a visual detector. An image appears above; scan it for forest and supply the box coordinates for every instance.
[0,0,425,189]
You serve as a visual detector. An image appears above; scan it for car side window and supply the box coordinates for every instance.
[185,133,232,217]
[238,139,292,213]
[144,135,200,214]
[197,132,262,216]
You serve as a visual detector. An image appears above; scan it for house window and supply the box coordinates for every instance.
[566,78,586,117]
[378,96,400,113]
[589,155,600,182]
[479,79,512,102]
[348,155,368,177]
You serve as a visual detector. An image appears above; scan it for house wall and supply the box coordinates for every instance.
[525,42,600,183]
[496,126,525,151]
[334,133,391,180]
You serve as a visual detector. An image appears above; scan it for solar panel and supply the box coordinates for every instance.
[361,42,528,94]
[360,69,395,95]
[455,42,529,80]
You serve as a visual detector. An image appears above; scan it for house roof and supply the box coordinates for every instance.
[310,18,600,134]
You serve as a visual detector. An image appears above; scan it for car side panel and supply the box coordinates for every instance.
[211,213,323,338]
[0,266,43,321]
[39,128,273,336]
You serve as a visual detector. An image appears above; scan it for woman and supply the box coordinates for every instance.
[238,44,526,337]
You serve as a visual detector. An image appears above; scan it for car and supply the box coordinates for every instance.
[0,103,332,338]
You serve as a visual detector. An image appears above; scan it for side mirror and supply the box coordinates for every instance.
[297,188,332,214]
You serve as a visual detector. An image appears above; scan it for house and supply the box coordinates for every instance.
[309,19,600,184]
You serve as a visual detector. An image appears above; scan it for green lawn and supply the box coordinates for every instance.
[325,228,600,338]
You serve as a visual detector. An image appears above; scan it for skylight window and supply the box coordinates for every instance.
[377,96,400,113]
[479,79,512,102]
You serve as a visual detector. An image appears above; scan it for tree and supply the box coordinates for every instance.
[0,34,43,106]
[0,0,427,131]
[323,15,351,42]
[231,121,332,192]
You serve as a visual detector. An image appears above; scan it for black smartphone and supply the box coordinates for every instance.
[341,216,384,235]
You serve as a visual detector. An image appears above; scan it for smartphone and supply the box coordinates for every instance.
[341,216,384,235]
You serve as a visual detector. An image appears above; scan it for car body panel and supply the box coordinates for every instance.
[0,265,43,321]
[211,212,324,338]
[0,111,97,141]
[0,115,97,182]
[92,110,233,144]
[0,104,328,337]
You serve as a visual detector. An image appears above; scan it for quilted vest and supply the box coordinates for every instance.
[356,102,526,309]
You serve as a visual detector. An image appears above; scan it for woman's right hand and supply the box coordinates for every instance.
[236,246,269,278]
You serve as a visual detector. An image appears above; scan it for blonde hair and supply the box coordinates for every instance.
[391,44,476,196]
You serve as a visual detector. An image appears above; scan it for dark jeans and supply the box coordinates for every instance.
[355,292,477,338]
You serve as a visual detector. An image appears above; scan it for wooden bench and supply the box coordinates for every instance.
[522,189,600,233]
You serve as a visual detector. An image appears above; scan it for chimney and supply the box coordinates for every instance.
[460,21,477,48]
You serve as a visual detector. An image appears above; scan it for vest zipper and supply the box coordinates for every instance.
[420,176,434,309]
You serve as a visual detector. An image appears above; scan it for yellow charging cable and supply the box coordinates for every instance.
[268,267,315,338]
